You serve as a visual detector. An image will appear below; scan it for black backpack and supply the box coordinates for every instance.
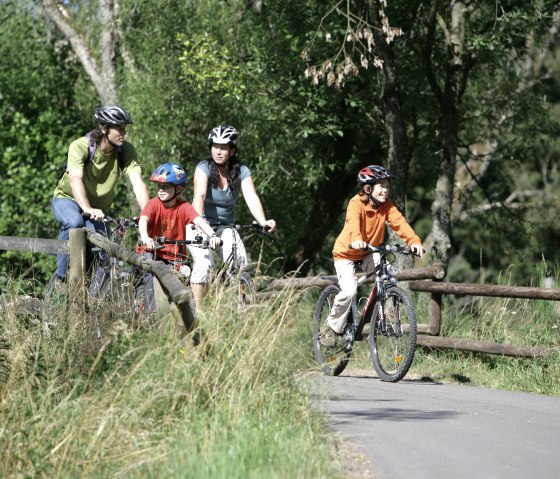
[60,131,125,177]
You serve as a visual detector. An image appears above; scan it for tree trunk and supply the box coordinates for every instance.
[425,0,468,269]
[369,1,410,211]
[368,1,416,270]
[40,0,118,103]
[284,125,359,275]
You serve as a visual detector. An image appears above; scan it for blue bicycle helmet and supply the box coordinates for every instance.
[150,163,188,186]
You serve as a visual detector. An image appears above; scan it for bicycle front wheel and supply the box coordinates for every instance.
[312,284,351,376]
[237,271,256,308]
[369,285,417,382]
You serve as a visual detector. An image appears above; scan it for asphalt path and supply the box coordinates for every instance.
[311,370,560,479]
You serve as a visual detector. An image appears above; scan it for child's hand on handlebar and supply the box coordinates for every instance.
[349,240,368,250]
[410,243,424,258]
[140,236,156,251]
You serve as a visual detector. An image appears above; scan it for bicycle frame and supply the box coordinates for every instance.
[212,222,269,279]
[343,245,408,341]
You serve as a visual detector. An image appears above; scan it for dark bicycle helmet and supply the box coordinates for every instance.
[357,165,393,185]
[94,105,134,126]
[207,125,239,147]
[150,163,188,186]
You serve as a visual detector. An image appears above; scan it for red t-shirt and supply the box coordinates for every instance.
[136,198,199,261]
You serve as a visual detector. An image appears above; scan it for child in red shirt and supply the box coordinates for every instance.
[136,163,220,312]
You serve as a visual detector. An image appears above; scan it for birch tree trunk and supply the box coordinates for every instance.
[425,0,469,269]
[40,0,119,104]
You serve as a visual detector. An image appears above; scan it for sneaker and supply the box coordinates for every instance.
[320,324,341,347]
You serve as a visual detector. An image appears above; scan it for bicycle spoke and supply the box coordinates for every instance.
[369,286,417,382]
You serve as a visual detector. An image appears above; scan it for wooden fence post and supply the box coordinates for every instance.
[429,293,442,336]
[68,228,87,310]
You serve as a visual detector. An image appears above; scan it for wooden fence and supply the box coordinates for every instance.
[1,233,559,357]
[0,230,196,335]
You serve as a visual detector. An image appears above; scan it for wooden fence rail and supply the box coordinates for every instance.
[2,234,558,358]
[1,231,196,335]
[407,280,559,358]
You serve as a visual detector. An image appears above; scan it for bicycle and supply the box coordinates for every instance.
[210,222,273,307]
[43,214,141,334]
[312,243,419,382]
[134,235,219,317]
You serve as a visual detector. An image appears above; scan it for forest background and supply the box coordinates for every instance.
[1,0,559,289]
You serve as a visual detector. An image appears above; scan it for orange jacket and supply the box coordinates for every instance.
[332,194,421,261]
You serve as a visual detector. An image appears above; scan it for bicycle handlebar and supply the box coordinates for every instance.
[82,212,139,227]
[152,236,223,249]
[348,243,422,257]
[213,221,272,235]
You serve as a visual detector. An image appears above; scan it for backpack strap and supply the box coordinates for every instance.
[85,130,125,172]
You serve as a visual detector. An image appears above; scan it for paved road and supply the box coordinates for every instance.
[311,370,560,479]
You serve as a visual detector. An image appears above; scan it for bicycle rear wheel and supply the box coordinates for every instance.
[369,285,417,382]
[312,284,351,376]
[98,270,138,316]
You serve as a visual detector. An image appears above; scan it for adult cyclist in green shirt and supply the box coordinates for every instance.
[51,105,150,285]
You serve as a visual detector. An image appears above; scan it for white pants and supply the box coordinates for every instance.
[186,224,248,284]
[326,253,379,334]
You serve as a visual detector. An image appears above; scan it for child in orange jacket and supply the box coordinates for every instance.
[321,165,424,346]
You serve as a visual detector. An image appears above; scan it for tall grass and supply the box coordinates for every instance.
[409,266,560,395]
[0,277,338,479]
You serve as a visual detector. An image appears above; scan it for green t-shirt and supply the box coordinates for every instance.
[53,136,142,211]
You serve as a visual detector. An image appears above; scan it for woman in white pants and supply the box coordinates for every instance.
[186,125,276,311]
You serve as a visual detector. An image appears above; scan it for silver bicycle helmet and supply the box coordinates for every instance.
[207,125,239,147]
[94,105,134,125]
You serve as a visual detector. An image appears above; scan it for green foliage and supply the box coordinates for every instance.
[178,32,246,100]
[0,1,92,284]
[1,0,559,290]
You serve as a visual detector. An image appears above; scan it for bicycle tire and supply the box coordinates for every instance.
[98,272,137,315]
[133,283,146,319]
[42,273,66,332]
[312,284,351,376]
[237,271,256,308]
[369,285,417,382]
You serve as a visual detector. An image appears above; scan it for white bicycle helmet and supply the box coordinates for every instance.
[94,105,134,125]
[207,125,239,147]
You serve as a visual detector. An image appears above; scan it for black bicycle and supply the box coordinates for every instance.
[313,244,419,382]
[134,235,218,316]
[43,214,140,335]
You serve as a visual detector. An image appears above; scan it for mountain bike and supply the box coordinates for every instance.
[134,235,218,316]
[211,222,273,307]
[312,244,419,382]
